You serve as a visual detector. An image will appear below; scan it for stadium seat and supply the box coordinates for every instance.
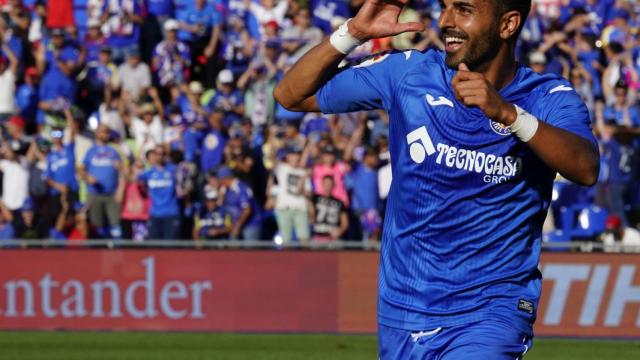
[543,229,571,252]
[560,204,607,240]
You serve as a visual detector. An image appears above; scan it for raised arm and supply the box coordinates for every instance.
[273,0,424,112]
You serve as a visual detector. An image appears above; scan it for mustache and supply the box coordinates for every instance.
[440,29,468,40]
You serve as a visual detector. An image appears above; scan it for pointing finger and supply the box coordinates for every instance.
[452,79,486,90]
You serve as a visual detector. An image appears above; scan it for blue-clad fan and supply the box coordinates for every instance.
[138,146,182,240]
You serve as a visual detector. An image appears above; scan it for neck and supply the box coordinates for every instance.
[476,45,518,91]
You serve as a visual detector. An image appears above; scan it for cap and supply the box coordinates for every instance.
[212,105,226,114]
[264,20,279,29]
[88,18,101,28]
[164,19,179,32]
[50,28,65,37]
[205,188,218,200]
[216,166,234,178]
[139,103,156,115]
[227,14,244,25]
[285,144,303,154]
[8,115,25,129]
[606,215,622,230]
[50,128,64,139]
[59,47,78,63]
[321,144,337,155]
[127,47,141,58]
[189,81,204,94]
[229,126,244,138]
[217,69,234,84]
[25,66,38,77]
[614,8,630,21]
[529,51,547,65]
[22,198,35,212]
[74,201,85,213]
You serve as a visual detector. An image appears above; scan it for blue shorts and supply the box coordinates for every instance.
[378,319,533,360]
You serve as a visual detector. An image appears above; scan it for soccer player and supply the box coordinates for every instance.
[274,0,600,358]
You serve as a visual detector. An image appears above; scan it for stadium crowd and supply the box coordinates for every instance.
[0,0,637,247]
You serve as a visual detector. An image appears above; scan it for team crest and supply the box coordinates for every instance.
[353,51,391,68]
[205,134,220,149]
[490,119,511,136]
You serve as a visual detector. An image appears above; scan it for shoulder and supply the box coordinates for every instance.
[515,67,579,101]
[348,48,442,72]
[107,146,120,156]
[139,169,151,178]
[155,41,167,52]
[513,68,587,113]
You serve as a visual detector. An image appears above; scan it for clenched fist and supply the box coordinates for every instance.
[451,63,517,126]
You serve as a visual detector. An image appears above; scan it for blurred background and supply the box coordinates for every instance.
[0,0,635,248]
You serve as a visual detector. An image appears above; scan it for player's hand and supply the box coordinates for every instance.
[348,0,425,43]
[451,63,517,126]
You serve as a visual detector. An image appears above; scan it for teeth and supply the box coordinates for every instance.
[446,37,465,43]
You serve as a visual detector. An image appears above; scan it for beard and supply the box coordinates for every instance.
[443,22,502,70]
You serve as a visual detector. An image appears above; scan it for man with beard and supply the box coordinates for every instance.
[274,0,599,358]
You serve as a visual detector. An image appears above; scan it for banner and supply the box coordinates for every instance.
[537,253,640,337]
[0,250,638,337]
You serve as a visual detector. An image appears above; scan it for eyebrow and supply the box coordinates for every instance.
[452,1,475,9]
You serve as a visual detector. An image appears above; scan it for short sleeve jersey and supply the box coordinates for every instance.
[317,49,596,334]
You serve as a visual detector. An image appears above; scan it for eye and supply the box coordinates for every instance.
[457,5,472,15]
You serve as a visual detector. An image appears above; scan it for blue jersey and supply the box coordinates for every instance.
[206,90,245,126]
[82,144,122,195]
[317,49,595,334]
[223,179,261,226]
[310,0,350,34]
[197,206,228,239]
[16,84,38,122]
[602,106,640,127]
[145,0,175,17]
[37,66,77,125]
[46,143,79,195]
[348,163,379,212]
[139,164,180,217]
[602,138,634,184]
[200,129,226,173]
[178,4,222,42]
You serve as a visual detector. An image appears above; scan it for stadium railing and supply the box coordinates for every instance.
[1,239,639,253]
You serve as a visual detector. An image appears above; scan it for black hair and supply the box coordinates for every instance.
[169,149,184,164]
[615,79,628,90]
[322,175,334,183]
[608,42,624,55]
[493,0,532,40]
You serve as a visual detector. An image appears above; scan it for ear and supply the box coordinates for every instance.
[500,10,521,40]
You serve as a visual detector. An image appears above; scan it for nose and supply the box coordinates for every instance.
[438,6,454,31]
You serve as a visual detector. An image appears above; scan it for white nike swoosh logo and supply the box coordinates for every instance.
[426,94,454,108]
[549,85,573,94]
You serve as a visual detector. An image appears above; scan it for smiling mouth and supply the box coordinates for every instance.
[444,36,467,53]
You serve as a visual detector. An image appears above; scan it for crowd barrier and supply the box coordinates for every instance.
[0,249,639,338]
